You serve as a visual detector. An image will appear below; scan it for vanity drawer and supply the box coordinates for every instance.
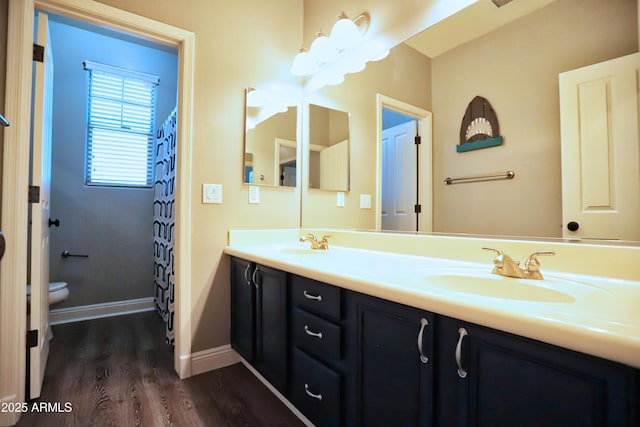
[293,308,341,361]
[291,348,341,427]
[292,275,341,321]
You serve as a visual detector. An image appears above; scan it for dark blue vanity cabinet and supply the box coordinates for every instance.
[230,258,288,393]
[230,257,639,427]
[346,292,435,427]
[290,275,346,427]
[435,315,639,427]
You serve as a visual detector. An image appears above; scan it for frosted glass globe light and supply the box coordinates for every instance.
[291,50,316,76]
[331,17,361,51]
[310,34,337,66]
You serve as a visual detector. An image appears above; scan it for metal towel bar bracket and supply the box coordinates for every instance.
[444,170,515,185]
[61,250,88,258]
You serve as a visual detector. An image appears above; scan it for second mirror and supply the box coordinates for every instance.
[308,104,350,191]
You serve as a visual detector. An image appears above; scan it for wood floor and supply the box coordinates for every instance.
[16,311,304,427]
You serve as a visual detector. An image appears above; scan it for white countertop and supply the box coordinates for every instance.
[225,229,640,369]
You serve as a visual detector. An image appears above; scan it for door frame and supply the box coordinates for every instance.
[375,94,432,232]
[1,0,194,421]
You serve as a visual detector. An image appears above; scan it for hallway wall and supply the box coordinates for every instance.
[48,17,178,309]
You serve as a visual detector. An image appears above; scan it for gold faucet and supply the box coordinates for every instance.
[482,247,554,280]
[300,233,330,250]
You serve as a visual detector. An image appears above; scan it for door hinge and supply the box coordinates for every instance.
[414,135,421,145]
[27,329,39,348]
[414,204,422,214]
[28,186,40,203]
[33,44,45,62]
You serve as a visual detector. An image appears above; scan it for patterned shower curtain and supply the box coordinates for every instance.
[153,107,177,345]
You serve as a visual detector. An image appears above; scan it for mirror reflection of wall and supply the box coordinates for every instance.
[308,104,350,191]
[244,88,298,187]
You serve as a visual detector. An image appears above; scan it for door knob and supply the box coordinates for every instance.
[0,231,5,261]
[567,221,579,232]
[48,218,60,228]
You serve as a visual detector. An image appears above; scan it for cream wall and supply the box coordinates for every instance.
[431,0,637,237]
[93,0,303,352]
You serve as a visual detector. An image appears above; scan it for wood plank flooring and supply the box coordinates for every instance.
[16,311,304,427]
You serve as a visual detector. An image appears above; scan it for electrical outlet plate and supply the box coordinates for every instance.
[249,185,260,204]
[203,183,222,204]
[360,194,371,209]
[337,192,345,207]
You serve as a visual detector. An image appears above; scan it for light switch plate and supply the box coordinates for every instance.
[203,183,222,204]
[360,193,371,209]
[336,192,345,207]
[249,186,260,204]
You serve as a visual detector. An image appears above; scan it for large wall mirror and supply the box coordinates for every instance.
[244,88,299,187]
[308,104,350,191]
[300,0,639,242]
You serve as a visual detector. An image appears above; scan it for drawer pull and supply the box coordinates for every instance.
[456,327,468,379]
[417,318,429,364]
[303,290,322,301]
[304,325,323,339]
[304,383,323,401]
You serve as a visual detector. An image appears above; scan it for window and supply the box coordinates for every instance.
[84,61,159,187]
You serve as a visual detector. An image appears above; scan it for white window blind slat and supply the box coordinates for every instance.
[85,62,158,187]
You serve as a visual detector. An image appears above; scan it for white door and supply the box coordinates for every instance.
[381,120,417,231]
[319,139,349,190]
[560,52,640,240]
[29,11,54,399]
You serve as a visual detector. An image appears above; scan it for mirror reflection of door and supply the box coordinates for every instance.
[308,104,350,191]
[381,108,419,232]
[275,139,296,187]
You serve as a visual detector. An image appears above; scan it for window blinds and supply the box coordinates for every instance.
[84,61,159,187]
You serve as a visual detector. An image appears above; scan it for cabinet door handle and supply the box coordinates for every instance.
[304,383,323,401]
[252,266,260,289]
[243,264,252,286]
[304,325,323,339]
[303,290,322,301]
[456,327,468,379]
[417,318,429,364]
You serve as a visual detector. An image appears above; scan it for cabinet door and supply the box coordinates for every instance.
[255,264,288,392]
[348,293,433,427]
[437,316,638,427]
[230,257,255,363]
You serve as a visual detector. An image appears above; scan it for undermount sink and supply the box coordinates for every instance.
[425,272,576,303]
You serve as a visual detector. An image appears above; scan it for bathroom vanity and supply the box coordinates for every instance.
[225,229,640,426]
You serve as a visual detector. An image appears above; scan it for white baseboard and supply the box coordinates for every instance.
[191,345,241,376]
[49,297,156,325]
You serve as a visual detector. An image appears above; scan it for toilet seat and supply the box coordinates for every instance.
[26,281,69,305]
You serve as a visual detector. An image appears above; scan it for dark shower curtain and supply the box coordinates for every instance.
[153,107,176,345]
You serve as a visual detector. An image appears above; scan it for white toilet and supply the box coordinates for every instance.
[27,282,69,340]
[26,281,70,306]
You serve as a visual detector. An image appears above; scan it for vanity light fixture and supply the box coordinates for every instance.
[491,0,515,7]
[290,11,372,77]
